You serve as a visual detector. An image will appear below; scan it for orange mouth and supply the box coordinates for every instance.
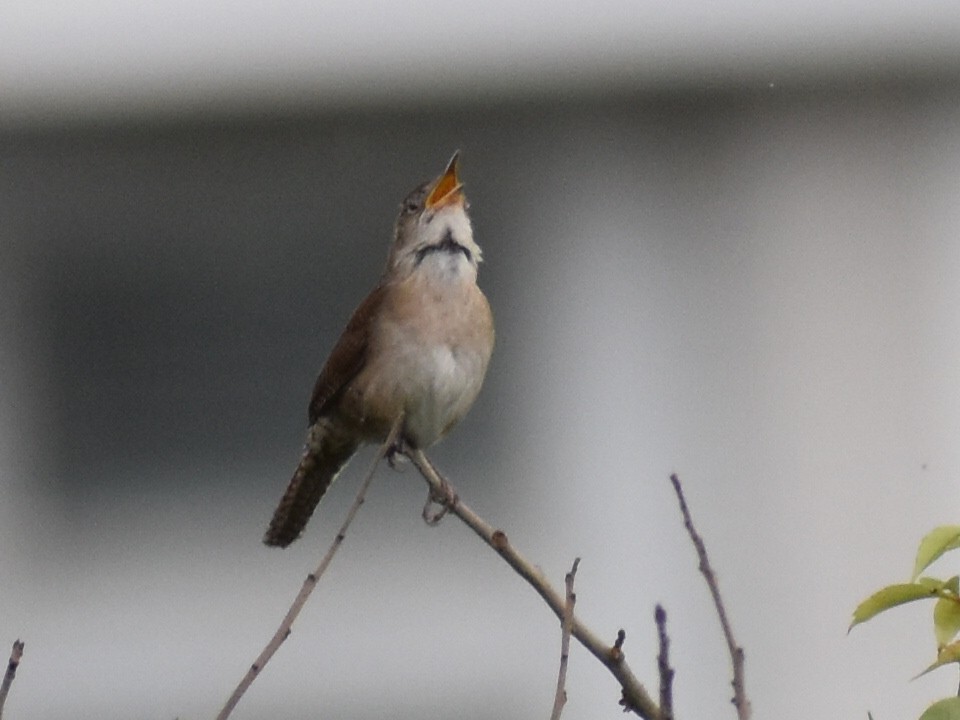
[425,151,464,209]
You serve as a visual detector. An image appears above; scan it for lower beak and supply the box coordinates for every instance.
[425,151,464,209]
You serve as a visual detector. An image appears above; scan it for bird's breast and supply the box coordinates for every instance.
[351,272,493,448]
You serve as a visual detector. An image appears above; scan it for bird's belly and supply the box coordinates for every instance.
[388,341,484,447]
[349,339,487,448]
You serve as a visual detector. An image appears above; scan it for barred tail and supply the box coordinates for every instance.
[263,419,359,548]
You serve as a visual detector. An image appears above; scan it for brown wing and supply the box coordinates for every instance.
[308,284,387,424]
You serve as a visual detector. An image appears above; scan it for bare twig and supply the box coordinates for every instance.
[550,558,580,720]
[216,416,404,720]
[669,474,750,720]
[0,640,24,720]
[655,605,674,720]
[406,449,663,720]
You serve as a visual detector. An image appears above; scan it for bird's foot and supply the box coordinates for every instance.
[386,437,410,470]
[422,465,458,526]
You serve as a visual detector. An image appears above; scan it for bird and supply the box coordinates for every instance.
[264,152,495,547]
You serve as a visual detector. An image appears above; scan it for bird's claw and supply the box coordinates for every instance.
[422,474,458,526]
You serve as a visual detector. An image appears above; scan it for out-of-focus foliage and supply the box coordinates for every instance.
[852,527,960,720]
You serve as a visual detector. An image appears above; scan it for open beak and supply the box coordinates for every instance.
[425,151,464,209]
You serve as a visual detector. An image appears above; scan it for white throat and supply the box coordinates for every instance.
[403,206,482,283]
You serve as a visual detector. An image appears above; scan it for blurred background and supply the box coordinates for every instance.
[3,1,960,718]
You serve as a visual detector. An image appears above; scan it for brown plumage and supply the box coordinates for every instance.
[263,286,385,547]
[263,417,361,548]
[264,153,493,547]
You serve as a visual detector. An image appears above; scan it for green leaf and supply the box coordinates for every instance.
[913,527,960,581]
[918,577,951,591]
[918,696,960,720]
[934,597,960,647]
[850,583,941,631]
[914,641,960,680]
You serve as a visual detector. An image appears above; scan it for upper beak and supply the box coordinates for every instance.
[425,151,464,209]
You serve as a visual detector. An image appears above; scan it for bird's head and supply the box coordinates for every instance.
[388,151,482,279]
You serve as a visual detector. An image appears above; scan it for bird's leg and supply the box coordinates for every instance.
[385,423,410,469]
[419,455,459,526]
[386,443,403,469]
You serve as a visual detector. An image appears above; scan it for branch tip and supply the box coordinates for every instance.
[670,473,751,720]
[609,629,627,664]
[655,604,674,720]
[0,639,25,720]
[550,557,581,720]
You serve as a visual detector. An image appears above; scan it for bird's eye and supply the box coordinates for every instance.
[400,182,430,215]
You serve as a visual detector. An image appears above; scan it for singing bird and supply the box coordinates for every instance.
[264,153,494,547]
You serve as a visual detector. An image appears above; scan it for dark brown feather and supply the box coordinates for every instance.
[264,285,388,547]
[263,418,359,547]
[308,284,387,423]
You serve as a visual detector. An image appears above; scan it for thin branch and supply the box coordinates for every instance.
[550,557,580,720]
[216,416,404,720]
[406,449,663,720]
[655,605,674,720]
[669,474,750,720]
[0,640,24,720]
